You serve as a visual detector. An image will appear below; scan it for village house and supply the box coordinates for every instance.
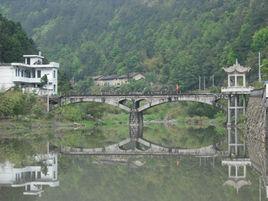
[93,73,145,86]
[0,52,59,95]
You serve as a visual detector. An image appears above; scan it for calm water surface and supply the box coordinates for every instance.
[0,125,266,201]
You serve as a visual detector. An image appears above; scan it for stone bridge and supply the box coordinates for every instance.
[51,93,222,112]
[49,93,224,139]
[60,137,219,156]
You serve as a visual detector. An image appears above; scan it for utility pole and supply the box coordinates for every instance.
[211,75,215,87]
[203,76,206,90]
[258,52,263,82]
[47,92,50,113]
[199,76,201,91]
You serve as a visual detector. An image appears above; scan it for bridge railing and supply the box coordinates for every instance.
[59,91,218,97]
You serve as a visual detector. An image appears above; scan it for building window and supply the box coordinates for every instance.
[37,171,41,179]
[21,70,24,77]
[53,84,56,92]
[27,58,30,65]
[37,70,41,78]
[53,70,56,78]
[32,69,36,78]
[25,70,31,78]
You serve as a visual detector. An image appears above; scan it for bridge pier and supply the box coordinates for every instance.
[129,110,143,139]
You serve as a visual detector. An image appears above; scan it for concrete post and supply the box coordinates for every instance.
[235,75,238,87]
[235,95,238,125]
[243,95,246,115]
[235,128,238,155]
[228,95,231,126]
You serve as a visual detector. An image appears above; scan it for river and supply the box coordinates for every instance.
[0,123,267,201]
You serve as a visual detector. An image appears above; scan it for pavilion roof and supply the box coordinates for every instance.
[223,60,250,74]
[223,179,251,193]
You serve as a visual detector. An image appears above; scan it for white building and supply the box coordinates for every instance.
[94,73,145,87]
[0,52,59,95]
[0,153,59,197]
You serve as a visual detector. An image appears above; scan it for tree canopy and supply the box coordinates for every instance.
[0,0,267,90]
[0,14,36,63]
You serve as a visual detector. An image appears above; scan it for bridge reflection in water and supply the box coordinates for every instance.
[0,127,267,199]
[59,120,268,199]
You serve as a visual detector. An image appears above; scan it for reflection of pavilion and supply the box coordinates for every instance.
[0,153,59,197]
[227,127,246,157]
[222,159,251,193]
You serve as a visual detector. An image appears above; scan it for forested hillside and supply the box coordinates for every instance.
[0,0,267,90]
[0,14,36,63]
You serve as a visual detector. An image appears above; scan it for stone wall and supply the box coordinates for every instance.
[246,93,268,193]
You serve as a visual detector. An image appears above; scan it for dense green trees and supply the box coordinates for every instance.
[0,14,36,63]
[0,90,44,118]
[0,0,267,90]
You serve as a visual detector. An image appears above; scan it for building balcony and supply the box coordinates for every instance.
[13,77,41,84]
[13,179,59,186]
[11,62,59,69]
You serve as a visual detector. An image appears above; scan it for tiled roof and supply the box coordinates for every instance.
[95,73,144,81]
[223,62,250,73]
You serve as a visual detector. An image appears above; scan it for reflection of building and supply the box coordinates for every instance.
[222,159,251,193]
[93,73,145,86]
[0,52,59,95]
[0,153,59,197]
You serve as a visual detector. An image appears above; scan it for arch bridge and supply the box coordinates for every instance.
[49,93,224,138]
[51,93,223,113]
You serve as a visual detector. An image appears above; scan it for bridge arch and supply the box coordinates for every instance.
[52,96,131,112]
[137,94,218,112]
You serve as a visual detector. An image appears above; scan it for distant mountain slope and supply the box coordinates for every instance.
[0,0,267,89]
[0,14,36,63]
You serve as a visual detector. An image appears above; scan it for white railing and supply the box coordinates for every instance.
[13,77,41,83]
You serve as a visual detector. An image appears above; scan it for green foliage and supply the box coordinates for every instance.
[2,0,268,90]
[0,90,44,118]
[117,79,151,94]
[252,27,268,51]
[73,77,93,95]
[261,58,268,80]
[58,72,73,96]
[0,14,36,62]
[53,102,122,122]
[185,102,220,118]
[55,105,85,122]
[40,74,48,88]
